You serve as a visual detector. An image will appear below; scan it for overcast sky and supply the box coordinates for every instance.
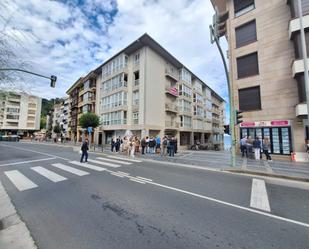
[1,0,228,108]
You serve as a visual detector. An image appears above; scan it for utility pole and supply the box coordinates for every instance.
[210,7,236,167]
[297,0,309,126]
[0,68,57,87]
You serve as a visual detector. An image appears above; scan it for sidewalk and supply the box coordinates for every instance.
[18,141,309,182]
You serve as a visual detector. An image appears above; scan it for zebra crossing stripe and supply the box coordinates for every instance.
[106,155,142,163]
[31,166,67,182]
[51,163,89,176]
[69,161,106,171]
[88,159,121,168]
[4,170,38,191]
[95,157,132,165]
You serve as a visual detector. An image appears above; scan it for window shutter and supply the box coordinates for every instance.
[237,52,259,78]
[238,86,261,111]
[235,20,256,48]
[234,0,254,13]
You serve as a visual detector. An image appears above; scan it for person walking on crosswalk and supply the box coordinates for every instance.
[80,139,89,163]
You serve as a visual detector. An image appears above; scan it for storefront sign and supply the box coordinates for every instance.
[169,87,179,96]
[240,120,290,128]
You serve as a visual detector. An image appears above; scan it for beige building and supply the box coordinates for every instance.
[95,34,225,149]
[0,91,41,136]
[211,0,309,156]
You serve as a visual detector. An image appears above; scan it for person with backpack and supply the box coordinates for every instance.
[80,139,89,163]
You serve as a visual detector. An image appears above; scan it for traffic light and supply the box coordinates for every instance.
[224,125,230,135]
[50,75,57,88]
[235,110,243,125]
[210,6,229,43]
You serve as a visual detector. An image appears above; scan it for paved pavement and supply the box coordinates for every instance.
[0,142,308,249]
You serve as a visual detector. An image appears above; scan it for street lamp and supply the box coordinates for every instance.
[0,68,57,88]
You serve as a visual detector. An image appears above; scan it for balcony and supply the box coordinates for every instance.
[212,108,220,115]
[165,86,179,97]
[212,117,220,124]
[165,68,179,82]
[165,103,178,113]
[212,127,221,133]
[292,58,309,77]
[8,97,21,103]
[295,103,308,117]
[193,114,204,120]
[288,13,309,38]
[165,121,179,129]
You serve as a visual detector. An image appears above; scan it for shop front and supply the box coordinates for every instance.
[240,120,292,155]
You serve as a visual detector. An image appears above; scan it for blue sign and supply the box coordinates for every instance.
[87,127,92,133]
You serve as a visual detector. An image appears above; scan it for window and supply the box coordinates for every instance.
[179,68,192,85]
[235,20,256,48]
[237,52,259,78]
[134,53,140,64]
[179,84,192,98]
[193,93,203,104]
[101,91,127,110]
[133,112,139,125]
[7,107,19,113]
[133,90,139,106]
[180,115,192,128]
[238,86,261,111]
[234,0,255,17]
[102,111,126,126]
[6,114,19,120]
[179,99,191,113]
[134,71,140,86]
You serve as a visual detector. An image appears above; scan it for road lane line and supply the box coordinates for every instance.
[0,157,56,167]
[136,176,153,182]
[31,166,67,182]
[107,155,142,163]
[4,170,38,191]
[145,181,309,228]
[0,144,69,161]
[96,157,132,165]
[88,159,121,168]
[111,172,126,178]
[129,178,146,184]
[250,179,271,212]
[69,161,106,171]
[51,163,89,176]
[117,171,129,175]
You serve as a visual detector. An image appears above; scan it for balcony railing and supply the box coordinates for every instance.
[165,103,178,113]
[165,86,179,97]
[165,68,179,81]
[165,121,179,128]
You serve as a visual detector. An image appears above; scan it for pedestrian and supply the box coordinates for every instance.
[80,139,89,163]
[146,136,150,153]
[141,137,146,155]
[130,137,136,157]
[111,137,115,152]
[262,137,272,161]
[161,136,167,156]
[149,137,156,154]
[168,137,175,157]
[253,136,261,160]
[156,135,161,154]
[174,137,178,154]
[246,136,253,158]
[240,136,247,157]
[135,136,140,154]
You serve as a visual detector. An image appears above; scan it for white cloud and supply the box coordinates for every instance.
[0,0,228,105]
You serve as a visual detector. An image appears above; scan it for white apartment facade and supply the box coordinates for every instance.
[51,98,69,137]
[0,91,41,136]
[94,34,225,149]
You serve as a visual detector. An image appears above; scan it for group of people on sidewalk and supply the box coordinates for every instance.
[240,136,272,161]
[111,135,178,158]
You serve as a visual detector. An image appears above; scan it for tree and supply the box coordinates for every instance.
[40,116,46,130]
[53,124,61,134]
[79,112,100,129]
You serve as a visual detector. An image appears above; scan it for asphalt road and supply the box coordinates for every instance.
[0,142,308,249]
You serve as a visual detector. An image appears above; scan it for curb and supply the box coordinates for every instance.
[224,169,309,183]
[0,181,37,249]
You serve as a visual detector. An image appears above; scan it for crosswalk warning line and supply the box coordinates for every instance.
[106,155,142,163]
[95,157,132,165]
[88,159,121,168]
[69,161,106,171]
[31,166,67,182]
[250,179,271,212]
[51,163,89,176]
[4,170,38,191]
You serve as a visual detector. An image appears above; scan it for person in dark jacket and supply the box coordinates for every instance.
[80,139,89,163]
[141,137,147,154]
[253,136,261,160]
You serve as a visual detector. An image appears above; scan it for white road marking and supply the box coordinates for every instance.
[31,166,67,183]
[0,144,69,161]
[69,161,106,171]
[250,179,271,212]
[51,163,89,176]
[111,172,126,178]
[136,176,153,182]
[0,157,56,167]
[107,155,142,163]
[143,181,309,229]
[88,159,121,168]
[129,177,146,184]
[96,157,132,165]
[117,171,129,176]
[4,170,38,191]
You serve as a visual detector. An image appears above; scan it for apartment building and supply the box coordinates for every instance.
[51,97,69,137]
[211,0,309,156]
[0,91,41,136]
[66,71,97,142]
[95,34,225,149]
